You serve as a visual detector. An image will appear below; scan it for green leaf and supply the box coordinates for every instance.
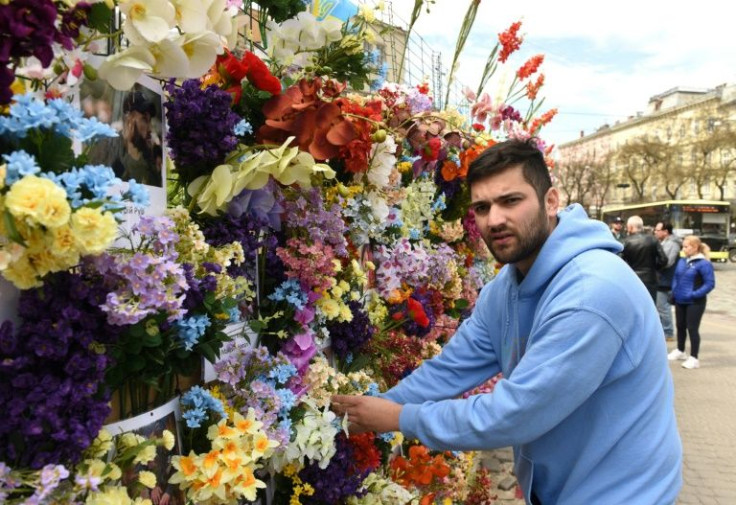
[141,333,163,347]
[3,209,28,247]
[36,134,74,174]
[198,342,217,363]
[128,354,147,372]
[454,299,470,310]
[88,3,113,33]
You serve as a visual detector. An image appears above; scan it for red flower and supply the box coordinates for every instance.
[525,73,545,100]
[420,137,442,162]
[416,82,430,95]
[216,49,248,82]
[244,51,281,95]
[516,54,544,81]
[348,432,382,472]
[498,21,523,63]
[472,122,485,131]
[407,297,430,328]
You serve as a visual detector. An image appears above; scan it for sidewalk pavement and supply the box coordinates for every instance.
[671,311,736,505]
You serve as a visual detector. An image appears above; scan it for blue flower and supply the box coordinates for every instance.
[124,179,151,208]
[74,116,118,142]
[268,363,298,384]
[268,279,307,310]
[2,150,40,185]
[276,388,296,418]
[175,314,212,351]
[233,119,253,136]
[180,385,226,427]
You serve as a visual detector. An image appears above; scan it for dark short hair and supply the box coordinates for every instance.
[467,138,552,202]
[656,222,673,234]
[123,91,156,116]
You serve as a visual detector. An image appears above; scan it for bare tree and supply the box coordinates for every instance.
[615,136,673,201]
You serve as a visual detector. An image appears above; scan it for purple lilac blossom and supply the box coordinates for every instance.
[280,331,318,373]
[164,79,240,182]
[326,301,373,359]
[0,270,118,469]
[282,188,348,257]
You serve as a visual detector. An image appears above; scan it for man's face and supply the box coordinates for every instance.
[612,221,622,232]
[654,223,667,241]
[470,164,558,274]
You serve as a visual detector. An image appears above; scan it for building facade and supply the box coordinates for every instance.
[557,83,736,218]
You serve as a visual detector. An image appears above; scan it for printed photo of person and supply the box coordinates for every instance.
[82,80,164,188]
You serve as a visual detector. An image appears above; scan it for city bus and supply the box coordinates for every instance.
[601,200,733,262]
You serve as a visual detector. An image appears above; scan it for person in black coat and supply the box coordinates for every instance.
[622,215,668,302]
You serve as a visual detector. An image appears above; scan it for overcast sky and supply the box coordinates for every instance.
[388,0,736,148]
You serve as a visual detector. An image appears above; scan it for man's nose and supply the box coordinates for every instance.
[485,206,506,229]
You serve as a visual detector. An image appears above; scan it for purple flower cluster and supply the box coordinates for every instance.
[283,188,348,257]
[200,213,283,282]
[182,263,218,312]
[299,433,368,505]
[501,105,523,123]
[0,270,118,469]
[94,217,188,325]
[165,79,241,183]
[0,0,72,104]
[327,301,373,359]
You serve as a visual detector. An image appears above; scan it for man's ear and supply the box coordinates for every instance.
[545,187,560,216]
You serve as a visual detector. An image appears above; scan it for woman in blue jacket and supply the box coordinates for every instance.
[668,235,716,369]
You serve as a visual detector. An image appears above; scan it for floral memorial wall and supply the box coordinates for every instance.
[0,1,556,504]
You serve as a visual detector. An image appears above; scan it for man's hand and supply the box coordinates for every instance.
[331,395,402,435]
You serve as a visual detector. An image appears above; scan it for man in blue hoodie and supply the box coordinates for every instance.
[332,138,682,504]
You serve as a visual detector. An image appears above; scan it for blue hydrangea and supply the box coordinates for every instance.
[233,119,253,136]
[378,432,396,443]
[124,179,150,208]
[49,165,121,209]
[74,116,118,142]
[3,150,40,185]
[432,194,447,212]
[226,306,241,323]
[175,314,212,351]
[268,279,308,310]
[180,385,226,428]
[276,388,296,419]
[409,228,422,240]
[364,382,380,396]
[268,363,298,384]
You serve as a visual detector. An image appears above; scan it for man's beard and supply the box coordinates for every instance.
[485,205,550,266]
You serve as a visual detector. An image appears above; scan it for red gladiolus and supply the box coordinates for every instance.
[516,54,544,81]
[498,21,523,63]
[525,73,545,100]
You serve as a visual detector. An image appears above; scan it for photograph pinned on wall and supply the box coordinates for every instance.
[104,397,185,505]
[77,57,167,244]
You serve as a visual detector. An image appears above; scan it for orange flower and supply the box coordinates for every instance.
[516,54,544,80]
[527,108,558,135]
[498,21,523,63]
[440,160,462,182]
[526,73,545,100]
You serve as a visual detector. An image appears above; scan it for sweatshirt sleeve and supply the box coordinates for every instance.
[380,283,502,405]
[397,307,624,450]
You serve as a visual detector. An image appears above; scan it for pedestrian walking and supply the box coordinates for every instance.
[622,215,668,301]
[332,138,682,505]
[668,235,715,369]
[654,222,682,340]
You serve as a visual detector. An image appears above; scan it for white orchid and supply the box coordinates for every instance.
[188,164,235,216]
[149,38,190,78]
[176,31,224,78]
[119,0,177,45]
[171,0,209,33]
[97,45,155,90]
[366,135,397,188]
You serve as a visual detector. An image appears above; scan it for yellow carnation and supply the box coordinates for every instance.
[4,175,70,228]
[2,254,40,289]
[318,298,341,320]
[138,470,157,488]
[161,429,175,451]
[70,207,117,254]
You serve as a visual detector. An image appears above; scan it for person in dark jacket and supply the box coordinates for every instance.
[668,235,716,369]
[622,216,668,301]
[654,222,682,340]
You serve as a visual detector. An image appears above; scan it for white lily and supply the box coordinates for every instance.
[119,0,176,45]
[98,46,155,90]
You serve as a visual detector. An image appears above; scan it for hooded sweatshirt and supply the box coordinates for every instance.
[381,204,682,504]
